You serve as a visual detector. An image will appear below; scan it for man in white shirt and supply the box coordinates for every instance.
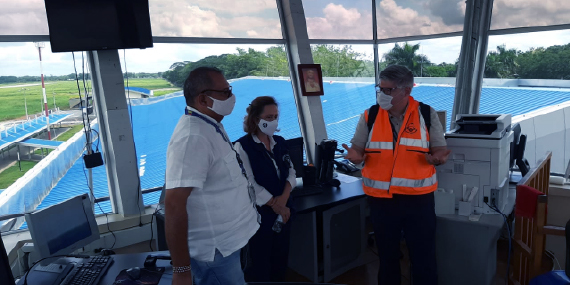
[165,67,259,285]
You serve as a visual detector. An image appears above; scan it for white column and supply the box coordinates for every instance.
[452,0,494,128]
[87,50,143,217]
[278,0,328,164]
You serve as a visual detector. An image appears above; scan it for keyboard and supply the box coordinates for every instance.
[60,255,113,285]
[291,185,324,197]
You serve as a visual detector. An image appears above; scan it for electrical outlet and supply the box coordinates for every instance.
[490,189,499,208]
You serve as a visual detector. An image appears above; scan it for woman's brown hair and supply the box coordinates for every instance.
[243,96,278,135]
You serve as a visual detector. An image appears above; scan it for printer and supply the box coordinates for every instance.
[436,114,513,215]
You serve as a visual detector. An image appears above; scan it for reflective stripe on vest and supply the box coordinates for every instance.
[362,172,437,191]
[365,141,393,150]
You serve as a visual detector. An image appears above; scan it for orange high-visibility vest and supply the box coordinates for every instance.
[361,96,437,198]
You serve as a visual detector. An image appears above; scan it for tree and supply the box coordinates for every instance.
[265,46,289,77]
[424,63,457,77]
[484,45,520,78]
[516,44,570,79]
[383,43,431,76]
[312,45,370,77]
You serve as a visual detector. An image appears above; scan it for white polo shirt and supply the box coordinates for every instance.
[165,107,259,262]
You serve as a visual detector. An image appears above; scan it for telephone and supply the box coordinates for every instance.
[334,159,359,174]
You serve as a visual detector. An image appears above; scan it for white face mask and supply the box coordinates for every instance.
[377,90,393,110]
[258,118,278,136]
[208,94,236,116]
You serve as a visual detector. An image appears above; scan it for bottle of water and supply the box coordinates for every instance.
[272,215,284,233]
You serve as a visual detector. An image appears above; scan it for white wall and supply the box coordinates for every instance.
[513,101,570,173]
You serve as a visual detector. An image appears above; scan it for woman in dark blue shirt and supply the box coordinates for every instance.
[235,96,296,282]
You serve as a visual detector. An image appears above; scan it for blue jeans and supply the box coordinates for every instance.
[190,248,245,285]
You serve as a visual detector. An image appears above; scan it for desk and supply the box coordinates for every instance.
[288,173,366,283]
[435,183,516,285]
[17,251,349,285]
[17,251,174,285]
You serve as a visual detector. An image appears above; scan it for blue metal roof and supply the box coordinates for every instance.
[19,138,63,148]
[32,79,570,215]
[0,113,70,151]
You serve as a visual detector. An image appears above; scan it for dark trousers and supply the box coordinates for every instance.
[244,207,291,282]
[368,192,437,285]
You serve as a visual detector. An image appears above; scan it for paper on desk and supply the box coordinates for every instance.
[467,187,478,202]
[336,174,360,184]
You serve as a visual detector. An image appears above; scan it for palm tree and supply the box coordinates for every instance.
[484,45,520,78]
[383,43,431,76]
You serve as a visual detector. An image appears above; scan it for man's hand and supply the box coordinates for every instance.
[342,144,365,165]
[272,204,291,223]
[172,271,193,285]
[165,187,193,285]
[425,147,451,166]
[273,194,288,209]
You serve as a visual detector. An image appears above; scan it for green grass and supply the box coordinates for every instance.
[56,124,86,142]
[125,78,174,90]
[29,124,87,155]
[33,148,53,156]
[0,78,173,122]
[153,89,181,97]
[0,161,38,189]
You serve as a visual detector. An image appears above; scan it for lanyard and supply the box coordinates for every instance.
[185,109,259,213]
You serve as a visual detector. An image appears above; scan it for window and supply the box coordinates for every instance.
[378,37,462,130]
[0,42,97,228]
[0,1,49,35]
[149,0,282,38]
[311,44,375,146]
[491,0,570,30]
[376,0,464,39]
[303,0,372,39]
[0,0,282,39]
[120,44,301,207]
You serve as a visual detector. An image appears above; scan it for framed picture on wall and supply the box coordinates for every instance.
[298,64,324,96]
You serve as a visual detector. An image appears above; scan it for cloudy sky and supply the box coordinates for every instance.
[1,0,569,76]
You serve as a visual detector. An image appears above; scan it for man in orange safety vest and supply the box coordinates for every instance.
[343,65,451,285]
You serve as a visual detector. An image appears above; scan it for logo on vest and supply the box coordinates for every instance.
[404,123,418,134]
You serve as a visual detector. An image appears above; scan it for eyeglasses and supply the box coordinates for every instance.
[375,86,400,95]
[200,86,233,98]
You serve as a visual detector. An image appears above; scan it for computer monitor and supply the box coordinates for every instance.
[0,234,15,285]
[25,194,100,259]
[509,123,530,176]
[286,137,305,178]
[44,0,153,52]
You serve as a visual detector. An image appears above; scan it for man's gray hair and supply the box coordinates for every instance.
[183,66,223,107]
[379,65,414,88]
